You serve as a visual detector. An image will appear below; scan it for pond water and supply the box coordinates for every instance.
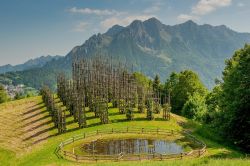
[81,138,183,155]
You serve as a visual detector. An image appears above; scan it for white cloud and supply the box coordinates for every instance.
[68,7,121,16]
[100,15,154,30]
[177,14,199,22]
[144,5,160,14]
[73,22,89,32]
[143,2,161,14]
[177,0,232,22]
[192,0,232,15]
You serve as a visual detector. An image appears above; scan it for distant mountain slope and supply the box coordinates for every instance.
[0,55,62,74]
[1,18,250,89]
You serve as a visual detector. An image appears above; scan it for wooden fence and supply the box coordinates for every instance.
[57,127,206,162]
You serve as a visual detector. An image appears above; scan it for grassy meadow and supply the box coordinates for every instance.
[0,96,249,166]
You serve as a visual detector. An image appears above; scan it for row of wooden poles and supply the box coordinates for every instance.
[41,86,66,133]
[42,57,171,133]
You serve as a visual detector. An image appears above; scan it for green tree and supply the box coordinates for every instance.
[218,44,250,152]
[153,74,160,92]
[0,85,9,103]
[181,93,207,121]
[164,72,179,104]
[165,72,179,94]
[133,72,151,89]
[204,85,222,123]
[167,70,207,114]
[14,92,25,100]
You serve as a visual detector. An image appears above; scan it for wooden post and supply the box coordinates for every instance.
[76,154,78,162]
[63,150,66,157]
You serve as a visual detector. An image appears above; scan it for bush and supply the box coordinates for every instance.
[0,85,9,103]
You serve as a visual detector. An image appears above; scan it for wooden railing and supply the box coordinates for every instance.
[57,127,206,162]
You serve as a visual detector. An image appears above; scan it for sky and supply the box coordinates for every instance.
[0,0,249,66]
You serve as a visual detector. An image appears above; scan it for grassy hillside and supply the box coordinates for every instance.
[0,96,249,166]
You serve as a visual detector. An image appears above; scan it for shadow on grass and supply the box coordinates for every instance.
[133,110,144,114]
[133,117,147,121]
[27,102,44,109]
[66,119,76,125]
[110,118,128,124]
[86,116,97,120]
[23,126,56,141]
[64,126,82,133]
[21,109,48,121]
[154,118,168,121]
[32,133,58,145]
[108,112,122,116]
[21,114,51,127]
[24,120,53,132]
[88,122,102,128]
[22,105,46,116]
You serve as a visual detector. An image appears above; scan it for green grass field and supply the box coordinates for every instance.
[0,96,249,166]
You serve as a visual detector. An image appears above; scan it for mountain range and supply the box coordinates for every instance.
[1,17,250,89]
[0,55,62,74]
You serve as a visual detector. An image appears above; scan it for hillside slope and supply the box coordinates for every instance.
[0,97,53,155]
[0,96,248,166]
[1,18,250,89]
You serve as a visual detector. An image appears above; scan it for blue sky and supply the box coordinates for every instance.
[0,0,249,65]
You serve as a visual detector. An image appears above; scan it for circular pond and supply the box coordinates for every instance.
[82,138,183,155]
[59,128,206,161]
